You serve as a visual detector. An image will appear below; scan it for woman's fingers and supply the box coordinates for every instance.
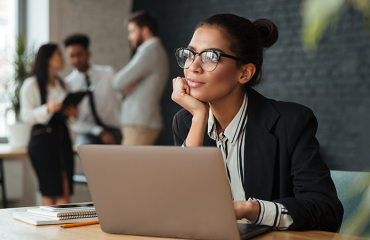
[171,76,208,116]
[54,102,63,112]
[63,105,78,117]
[172,77,188,101]
[183,78,190,95]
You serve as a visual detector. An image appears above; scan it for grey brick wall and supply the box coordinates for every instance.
[133,0,370,171]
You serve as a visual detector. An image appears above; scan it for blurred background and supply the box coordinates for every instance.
[134,0,370,172]
[0,0,369,230]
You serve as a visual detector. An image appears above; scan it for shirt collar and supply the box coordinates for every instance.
[207,92,249,144]
[71,64,96,77]
[207,112,218,141]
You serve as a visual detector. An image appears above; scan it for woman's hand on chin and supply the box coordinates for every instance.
[171,77,208,117]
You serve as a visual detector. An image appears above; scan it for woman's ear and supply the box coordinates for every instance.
[239,63,256,84]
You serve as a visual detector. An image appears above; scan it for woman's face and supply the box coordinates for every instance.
[49,48,64,71]
[184,27,244,103]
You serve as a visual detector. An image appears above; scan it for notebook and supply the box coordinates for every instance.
[27,208,97,220]
[78,145,272,240]
[13,212,98,226]
[39,202,94,212]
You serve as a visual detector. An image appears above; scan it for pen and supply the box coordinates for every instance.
[61,220,99,228]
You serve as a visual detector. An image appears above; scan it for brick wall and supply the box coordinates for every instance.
[50,0,132,78]
[133,0,370,171]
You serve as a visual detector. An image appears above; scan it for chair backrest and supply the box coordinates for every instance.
[330,170,370,236]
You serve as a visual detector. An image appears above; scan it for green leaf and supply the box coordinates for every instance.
[349,0,370,29]
[4,33,35,122]
[301,0,347,51]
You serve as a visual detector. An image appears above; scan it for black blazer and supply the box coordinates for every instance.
[172,87,343,232]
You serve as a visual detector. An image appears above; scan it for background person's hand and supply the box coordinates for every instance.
[100,129,116,144]
[123,81,139,96]
[233,201,259,221]
[171,77,208,117]
[47,101,63,113]
[62,104,78,118]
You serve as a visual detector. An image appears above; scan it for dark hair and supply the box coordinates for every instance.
[195,14,278,87]
[128,10,158,36]
[30,43,64,104]
[64,34,90,49]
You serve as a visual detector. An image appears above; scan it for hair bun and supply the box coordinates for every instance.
[252,18,278,48]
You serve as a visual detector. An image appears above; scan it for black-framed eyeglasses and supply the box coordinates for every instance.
[174,47,247,72]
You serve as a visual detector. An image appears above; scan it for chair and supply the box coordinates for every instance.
[330,170,370,237]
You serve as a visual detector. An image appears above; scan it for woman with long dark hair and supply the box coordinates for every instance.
[20,43,77,205]
[172,14,343,231]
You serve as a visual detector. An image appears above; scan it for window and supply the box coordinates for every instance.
[0,0,17,139]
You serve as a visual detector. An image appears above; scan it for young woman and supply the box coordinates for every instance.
[20,44,77,205]
[172,14,343,231]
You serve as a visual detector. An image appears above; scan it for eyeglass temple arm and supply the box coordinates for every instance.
[220,53,246,62]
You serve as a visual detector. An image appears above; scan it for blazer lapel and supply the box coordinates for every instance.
[243,88,280,201]
[181,88,279,201]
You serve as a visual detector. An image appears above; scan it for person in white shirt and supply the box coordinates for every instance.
[64,34,122,145]
[113,11,169,145]
[20,43,77,206]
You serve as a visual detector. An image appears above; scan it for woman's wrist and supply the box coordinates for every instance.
[243,201,259,221]
[192,110,208,125]
[46,103,50,113]
[185,110,208,147]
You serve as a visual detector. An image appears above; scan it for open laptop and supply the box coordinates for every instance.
[77,145,271,240]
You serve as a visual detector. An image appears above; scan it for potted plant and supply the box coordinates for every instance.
[5,34,34,148]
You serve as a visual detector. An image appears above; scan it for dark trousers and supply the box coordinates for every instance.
[28,122,74,197]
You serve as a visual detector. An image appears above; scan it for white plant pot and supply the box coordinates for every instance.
[7,123,31,148]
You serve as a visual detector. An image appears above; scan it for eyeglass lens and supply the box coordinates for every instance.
[176,49,219,72]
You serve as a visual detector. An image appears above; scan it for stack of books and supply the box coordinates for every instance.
[13,204,98,226]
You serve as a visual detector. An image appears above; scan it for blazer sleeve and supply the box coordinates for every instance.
[172,110,185,146]
[274,107,344,232]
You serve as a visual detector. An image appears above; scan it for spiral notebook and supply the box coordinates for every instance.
[13,212,98,226]
[26,208,97,220]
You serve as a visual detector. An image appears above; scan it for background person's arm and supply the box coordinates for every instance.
[123,81,139,97]
[113,46,156,94]
[70,119,103,136]
[20,80,55,124]
[71,120,116,144]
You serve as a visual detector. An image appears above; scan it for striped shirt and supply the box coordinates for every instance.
[184,93,293,230]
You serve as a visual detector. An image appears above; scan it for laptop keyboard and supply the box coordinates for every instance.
[238,223,272,239]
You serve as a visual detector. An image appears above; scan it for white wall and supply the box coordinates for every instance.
[49,0,132,77]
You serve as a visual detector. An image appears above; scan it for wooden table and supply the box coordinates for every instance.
[0,207,364,240]
[0,145,28,208]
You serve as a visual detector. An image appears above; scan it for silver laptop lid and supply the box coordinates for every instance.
[78,145,240,240]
